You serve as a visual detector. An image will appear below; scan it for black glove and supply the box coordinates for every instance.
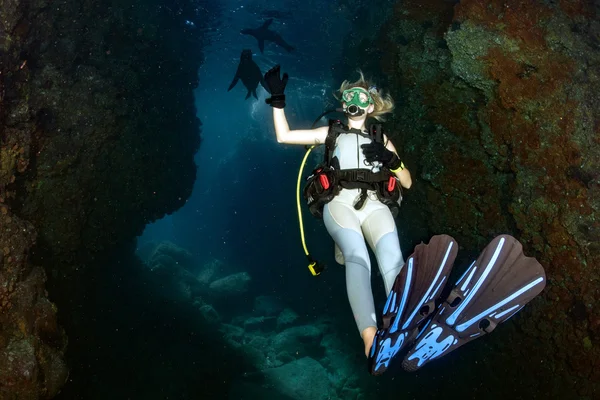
[264,65,288,108]
[361,142,403,170]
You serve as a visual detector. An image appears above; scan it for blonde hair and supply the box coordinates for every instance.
[336,70,394,121]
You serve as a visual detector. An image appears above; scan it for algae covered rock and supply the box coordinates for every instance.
[260,357,332,400]
[243,315,277,331]
[209,272,252,296]
[277,308,300,329]
[146,241,194,270]
[197,304,221,327]
[197,258,224,285]
[272,325,324,355]
[229,357,334,400]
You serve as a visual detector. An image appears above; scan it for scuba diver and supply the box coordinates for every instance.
[263,65,412,357]
[263,65,548,375]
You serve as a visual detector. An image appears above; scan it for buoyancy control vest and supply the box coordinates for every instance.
[303,119,402,219]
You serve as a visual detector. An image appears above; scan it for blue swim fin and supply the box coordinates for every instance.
[402,234,546,371]
[368,235,458,375]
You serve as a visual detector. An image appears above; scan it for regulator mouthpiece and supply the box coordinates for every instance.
[345,104,364,117]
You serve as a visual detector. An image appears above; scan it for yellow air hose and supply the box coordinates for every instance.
[296,145,323,276]
[295,109,340,276]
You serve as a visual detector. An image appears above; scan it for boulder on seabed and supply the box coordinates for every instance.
[197,258,223,285]
[196,303,220,327]
[271,325,323,355]
[209,272,251,296]
[261,357,332,400]
[243,315,277,331]
[146,241,193,271]
[277,308,299,329]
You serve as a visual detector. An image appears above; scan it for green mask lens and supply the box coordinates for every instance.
[342,88,373,108]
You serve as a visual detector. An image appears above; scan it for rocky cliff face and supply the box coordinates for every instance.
[337,0,599,397]
[1,0,210,397]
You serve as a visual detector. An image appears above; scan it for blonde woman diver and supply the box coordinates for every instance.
[263,65,412,357]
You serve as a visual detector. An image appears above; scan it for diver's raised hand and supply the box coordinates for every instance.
[264,65,288,108]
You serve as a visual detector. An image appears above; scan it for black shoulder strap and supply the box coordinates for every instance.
[369,123,384,144]
[325,120,384,164]
[325,119,347,163]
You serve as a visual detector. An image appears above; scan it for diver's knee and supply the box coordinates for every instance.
[344,251,370,270]
[333,229,369,267]
[375,233,403,262]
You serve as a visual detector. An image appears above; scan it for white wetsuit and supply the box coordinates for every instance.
[323,130,405,336]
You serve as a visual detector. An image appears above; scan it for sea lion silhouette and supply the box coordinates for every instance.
[227,49,269,100]
[241,19,295,54]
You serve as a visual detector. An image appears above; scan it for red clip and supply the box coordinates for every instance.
[319,174,330,190]
[387,176,396,192]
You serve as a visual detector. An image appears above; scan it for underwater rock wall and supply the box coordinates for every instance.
[1,0,209,397]
[336,0,599,397]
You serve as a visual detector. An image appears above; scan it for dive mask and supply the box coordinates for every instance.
[342,87,373,108]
